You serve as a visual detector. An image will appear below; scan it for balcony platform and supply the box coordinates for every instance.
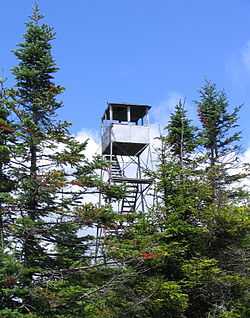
[102,123,150,156]
[111,176,153,184]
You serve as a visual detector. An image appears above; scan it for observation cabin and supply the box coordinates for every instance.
[101,103,151,156]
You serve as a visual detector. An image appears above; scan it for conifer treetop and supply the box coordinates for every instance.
[30,2,44,23]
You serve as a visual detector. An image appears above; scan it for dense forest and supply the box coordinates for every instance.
[0,6,249,318]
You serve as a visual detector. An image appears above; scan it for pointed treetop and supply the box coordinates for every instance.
[0,70,6,92]
[0,68,6,84]
[30,1,44,23]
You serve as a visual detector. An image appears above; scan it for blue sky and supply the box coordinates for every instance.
[1,0,250,147]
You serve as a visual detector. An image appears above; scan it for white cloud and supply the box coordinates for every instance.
[241,147,250,163]
[239,148,250,188]
[225,41,250,96]
[75,129,100,159]
[241,41,250,71]
[152,92,184,127]
[73,129,101,204]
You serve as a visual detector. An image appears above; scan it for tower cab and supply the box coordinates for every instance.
[101,103,151,156]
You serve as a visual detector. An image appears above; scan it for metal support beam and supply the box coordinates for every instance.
[109,104,113,121]
[127,106,131,122]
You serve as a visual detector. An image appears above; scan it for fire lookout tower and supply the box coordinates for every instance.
[101,102,153,214]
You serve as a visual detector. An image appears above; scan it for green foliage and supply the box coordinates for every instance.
[0,4,249,317]
[166,99,197,165]
[0,5,122,317]
[196,81,247,205]
[103,89,249,317]
[0,79,16,256]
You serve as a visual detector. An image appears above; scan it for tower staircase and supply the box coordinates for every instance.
[121,183,138,213]
[110,155,123,178]
[107,155,139,214]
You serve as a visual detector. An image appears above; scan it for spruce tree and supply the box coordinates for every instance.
[196,81,247,205]
[1,5,117,317]
[154,100,200,214]
[166,100,196,167]
[0,78,15,250]
[103,93,249,318]
[10,3,67,272]
[0,79,26,318]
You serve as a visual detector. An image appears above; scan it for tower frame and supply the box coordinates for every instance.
[95,103,154,261]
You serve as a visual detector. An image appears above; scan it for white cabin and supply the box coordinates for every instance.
[101,103,151,156]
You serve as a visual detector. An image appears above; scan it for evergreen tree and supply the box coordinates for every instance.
[0,78,15,251]
[166,99,196,167]
[103,93,250,318]
[1,4,249,317]
[154,100,201,214]
[10,3,67,273]
[196,81,247,205]
[0,79,27,318]
[0,5,118,317]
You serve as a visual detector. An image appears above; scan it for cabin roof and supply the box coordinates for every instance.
[102,103,151,122]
